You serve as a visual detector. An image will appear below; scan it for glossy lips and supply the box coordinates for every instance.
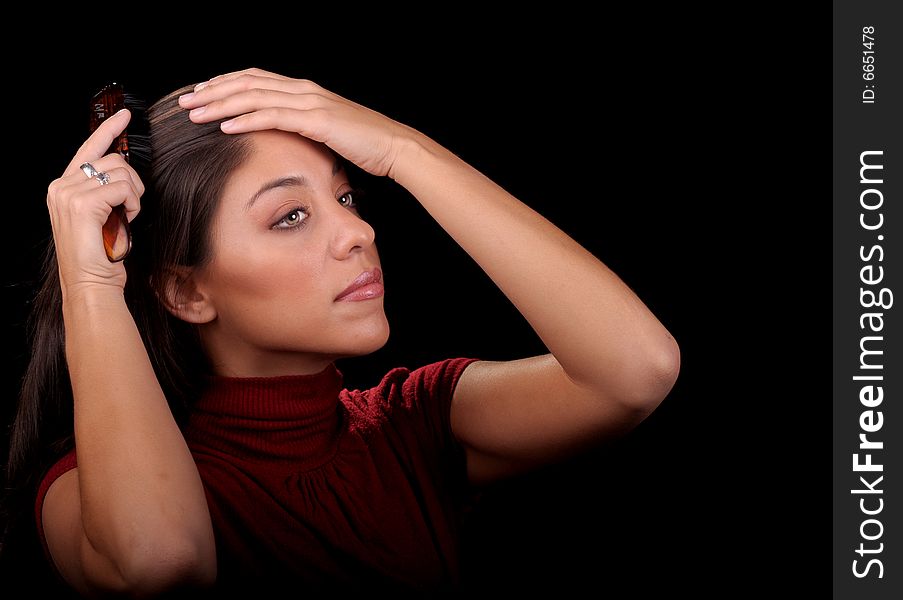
[334,267,384,302]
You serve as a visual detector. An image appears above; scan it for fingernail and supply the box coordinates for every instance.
[220,119,236,131]
[190,106,206,118]
[195,82,209,92]
[179,92,195,104]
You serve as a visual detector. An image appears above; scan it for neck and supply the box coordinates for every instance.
[199,327,340,377]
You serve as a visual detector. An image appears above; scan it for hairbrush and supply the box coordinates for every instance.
[89,83,149,262]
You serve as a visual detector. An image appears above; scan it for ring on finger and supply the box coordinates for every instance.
[95,172,111,186]
[80,162,99,178]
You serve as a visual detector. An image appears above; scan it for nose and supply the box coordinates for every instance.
[329,199,376,259]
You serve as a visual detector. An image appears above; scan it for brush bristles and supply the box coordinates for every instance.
[122,91,151,178]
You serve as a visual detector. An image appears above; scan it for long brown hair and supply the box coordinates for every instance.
[1,85,252,580]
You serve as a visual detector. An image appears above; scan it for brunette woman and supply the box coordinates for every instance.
[5,68,679,596]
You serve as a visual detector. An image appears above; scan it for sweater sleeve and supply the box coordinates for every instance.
[398,357,481,455]
[371,357,482,503]
[34,447,78,570]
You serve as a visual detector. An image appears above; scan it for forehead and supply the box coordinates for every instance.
[239,130,338,180]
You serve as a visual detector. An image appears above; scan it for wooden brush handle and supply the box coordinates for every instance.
[102,205,131,262]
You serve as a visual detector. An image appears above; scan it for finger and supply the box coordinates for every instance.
[198,67,292,90]
[57,162,139,198]
[63,109,131,177]
[218,107,329,143]
[186,88,327,124]
[67,156,146,204]
[69,180,141,223]
[97,167,142,218]
[179,73,331,110]
[90,153,146,198]
[65,167,142,220]
[189,69,289,100]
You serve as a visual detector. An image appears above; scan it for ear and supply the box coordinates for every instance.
[158,265,217,324]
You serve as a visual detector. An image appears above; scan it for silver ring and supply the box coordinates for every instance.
[95,172,111,186]
[80,162,99,178]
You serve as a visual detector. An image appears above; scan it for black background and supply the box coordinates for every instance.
[0,21,826,596]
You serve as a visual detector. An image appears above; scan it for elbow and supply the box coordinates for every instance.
[121,534,217,597]
[656,335,681,395]
[625,334,681,413]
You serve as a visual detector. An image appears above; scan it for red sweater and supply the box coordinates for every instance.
[35,357,482,595]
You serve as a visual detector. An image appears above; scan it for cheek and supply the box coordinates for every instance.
[209,234,325,309]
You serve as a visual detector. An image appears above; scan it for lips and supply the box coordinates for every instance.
[335,267,383,301]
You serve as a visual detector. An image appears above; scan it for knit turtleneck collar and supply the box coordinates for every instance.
[186,363,346,470]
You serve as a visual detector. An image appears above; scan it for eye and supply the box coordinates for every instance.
[338,189,362,209]
[272,207,309,230]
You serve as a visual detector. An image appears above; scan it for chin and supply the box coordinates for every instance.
[344,319,391,357]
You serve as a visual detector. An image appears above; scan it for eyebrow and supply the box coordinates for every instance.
[244,157,345,211]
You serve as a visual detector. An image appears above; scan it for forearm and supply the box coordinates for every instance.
[391,135,679,404]
[62,287,214,577]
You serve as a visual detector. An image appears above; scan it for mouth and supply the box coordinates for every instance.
[334,267,384,302]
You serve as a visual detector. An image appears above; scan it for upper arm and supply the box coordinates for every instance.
[450,353,656,487]
[42,467,217,597]
[42,468,130,596]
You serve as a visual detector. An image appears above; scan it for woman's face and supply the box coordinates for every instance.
[193,130,389,376]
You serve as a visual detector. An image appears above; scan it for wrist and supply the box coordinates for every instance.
[388,131,456,185]
[62,282,126,311]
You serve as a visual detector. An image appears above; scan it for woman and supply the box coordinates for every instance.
[4,68,679,596]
